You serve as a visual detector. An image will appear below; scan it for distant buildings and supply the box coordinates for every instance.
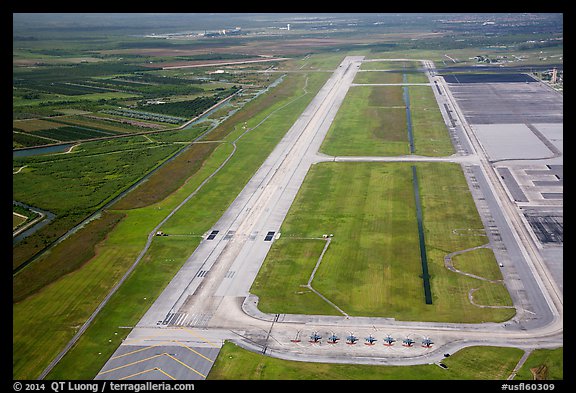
[203,27,243,37]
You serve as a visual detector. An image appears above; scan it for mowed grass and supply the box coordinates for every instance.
[409,85,455,156]
[252,162,514,322]
[360,60,420,71]
[46,235,200,380]
[321,63,453,157]
[451,248,513,309]
[353,70,404,84]
[514,348,563,380]
[320,86,409,156]
[208,341,524,380]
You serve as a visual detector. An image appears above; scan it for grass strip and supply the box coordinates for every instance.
[207,341,525,380]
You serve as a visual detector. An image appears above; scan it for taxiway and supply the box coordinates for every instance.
[96,57,562,380]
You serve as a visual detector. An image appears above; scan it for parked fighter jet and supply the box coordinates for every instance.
[383,334,396,346]
[364,335,377,345]
[346,333,358,344]
[421,337,434,348]
[309,332,322,343]
[327,333,339,344]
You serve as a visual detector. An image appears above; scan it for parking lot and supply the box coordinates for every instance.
[444,74,562,124]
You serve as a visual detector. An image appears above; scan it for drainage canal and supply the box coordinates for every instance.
[403,72,415,154]
[412,165,433,304]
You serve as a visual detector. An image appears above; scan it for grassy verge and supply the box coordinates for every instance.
[207,341,524,380]
[45,235,200,380]
[13,211,125,302]
[514,348,563,380]
[12,133,191,270]
[409,85,455,156]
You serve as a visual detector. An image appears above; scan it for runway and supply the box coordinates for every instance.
[97,56,365,379]
[97,57,562,380]
[137,56,364,327]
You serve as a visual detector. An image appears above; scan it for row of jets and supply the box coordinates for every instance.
[293,332,433,347]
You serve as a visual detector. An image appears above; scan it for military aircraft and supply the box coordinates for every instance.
[402,337,415,347]
[309,332,322,343]
[383,334,396,346]
[364,335,377,345]
[327,333,339,344]
[346,333,358,344]
[421,337,434,348]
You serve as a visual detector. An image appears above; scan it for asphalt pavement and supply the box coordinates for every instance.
[96,57,562,380]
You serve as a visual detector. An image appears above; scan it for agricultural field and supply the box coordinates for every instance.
[12,27,289,297]
[252,162,514,323]
[13,38,263,148]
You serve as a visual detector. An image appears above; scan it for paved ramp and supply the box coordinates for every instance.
[96,344,219,380]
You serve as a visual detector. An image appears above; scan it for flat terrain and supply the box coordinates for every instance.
[252,161,514,322]
[443,72,563,298]
[13,13,563,381]
[208,342,562,380]
[320,85,409,156]
[19,69,329,380]
[445,76,562,124]
[94,56,563,383]
[208,342,525,380]
[320,62,453,157]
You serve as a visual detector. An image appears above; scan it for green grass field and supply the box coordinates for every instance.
[320,79,453,157]
[207,341,525,380]
[320,86,410,156]
[514,348,563,380]
[409,85,455,156]
[44,235,200,380]
[252,162,514,322]
[360,60,420,71]
[353,70,404,84]
[12,133,192,270]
